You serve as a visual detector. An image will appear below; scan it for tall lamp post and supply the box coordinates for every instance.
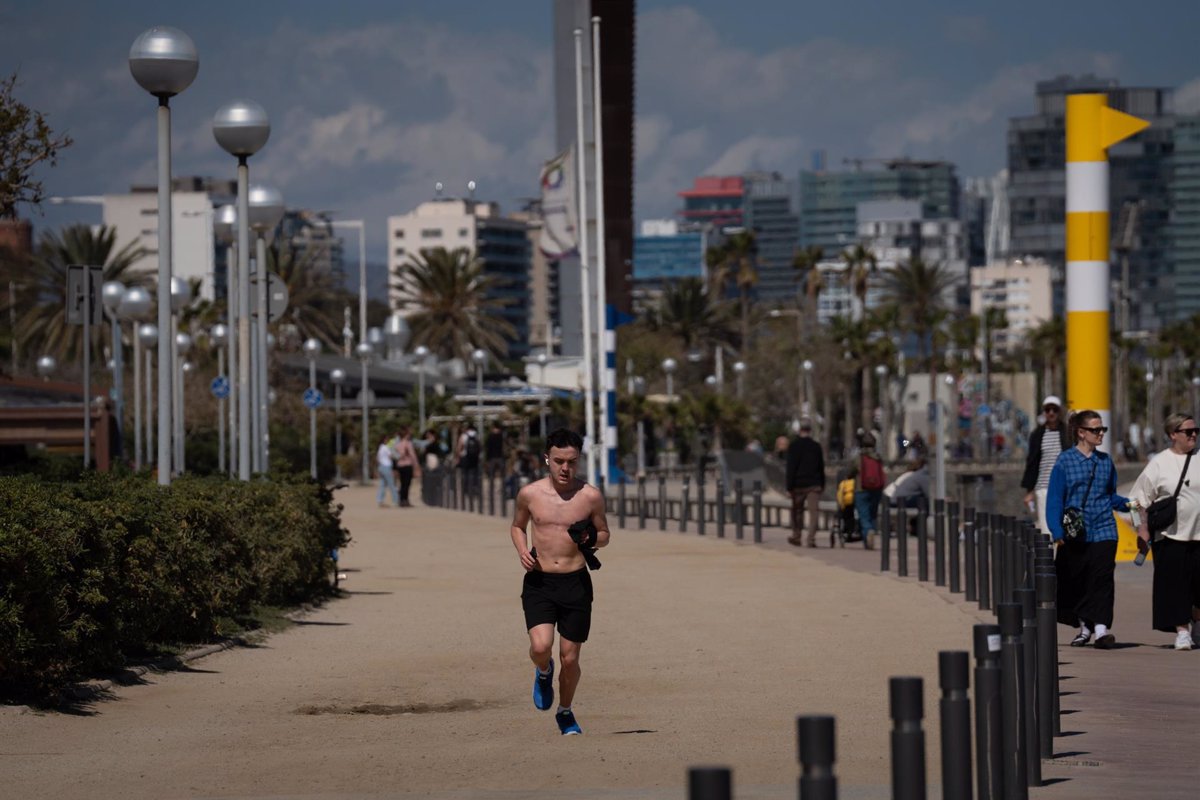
[174,331,192,474]
[875,363,890,461]
[331,219,367,479]
[472,348,487,434]
[732,360,746,399]
[413,344,430,434]
[801,359,814,416]
[1145,370,1155,435]
[213,99,270,480]
[101,280,126,456]
[662,357,677,401]
[169,277,192,475]
[536,352,549,439]
[36,355,55,380]
[213,203,238,473]
[1192,376,1200,417]
[119,286,152,470]
[138,324,157,468]
[331,368,346,481]
[129,25,198,485]
[211,324,229,474]
[356,341,373,484]
[248,184,284,473]
[304,337,321,480]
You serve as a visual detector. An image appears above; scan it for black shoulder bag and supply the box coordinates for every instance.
[1061,458,1098,543]
[1147,450,1194,536]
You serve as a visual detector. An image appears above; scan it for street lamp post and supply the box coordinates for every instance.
[169,277,192,475]
[875,363,890,460]
[119,287,152,470]
[936,373,955,500]
[331,219,367,483]
[801,359,814,417]
[536,352,549,439]
[414,344,430,434]
[1192,376,1200,417]
[248,184,284,474]
[331,368,346,481]
[1145,370,1155,435]
[213,203,238,474]
[129,25,198,485]
[174,331,191,474]
[101,280,126,457]
[36,355,55,380]
[304,337,321,480]
[137,324,157,468]
[211,324,229,474]
[472,348,487,434]
[662,357,677,401]
[732,360,746,399]
[356,341,373,484]
[213,99,270,480]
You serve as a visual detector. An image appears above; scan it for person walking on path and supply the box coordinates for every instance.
[393,426,420,508]
[1129,412,1200,650]
[1046,409,1130,649]
[485,423,506,483]
[1022,395,1071,535]
[458,424,482,501]
[853,433,886,550]
[509,428,611,736]
[786,419,825,548]
[375,435,399,508]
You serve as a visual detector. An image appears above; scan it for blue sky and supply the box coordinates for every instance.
[3,0,1198,264]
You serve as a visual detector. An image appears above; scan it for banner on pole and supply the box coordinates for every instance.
[539,147,577,259]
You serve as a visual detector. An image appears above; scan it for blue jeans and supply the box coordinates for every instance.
[854,489,883,534]
[377,467,399,506]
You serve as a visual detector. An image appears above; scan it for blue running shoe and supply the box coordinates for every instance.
[556,708,582,735]
[533,659,554,710]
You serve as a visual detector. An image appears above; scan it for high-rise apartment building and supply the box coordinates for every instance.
[1170,115,1200,318]
[744,172,801,301]
[388,197,532,358]
[969,260,1054,359]
[677,176,745,229]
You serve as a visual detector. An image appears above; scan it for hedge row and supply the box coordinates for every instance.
[0,472,350,702]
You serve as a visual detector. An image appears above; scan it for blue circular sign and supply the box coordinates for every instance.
[303,387,324,409]
[210,375,230,399]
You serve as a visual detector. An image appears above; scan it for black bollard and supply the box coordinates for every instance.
[948,500,960,592]
[638,476,647,530]
[698,478,707,536]
[487,474,495,516]
[752,480,764,543]
[974,624,1004,800]
[934,498,947,587]
[658,474,667,531]
[1015,588,1042,787]
[889,676,927,800]
[1035,572,1059,744]
[734,479,745,540]
[716,479,726,539]
[965,511,978,602]
[991,515,1005,611]
[881,499,893,571]
[939,651,973,800]
[997,603,1029,799]
[797,714,837,800]
[978,516,991,612]
[687,766,732,800]
[898,501,910,578]
[680,475,691,533]
[618,479,627,529]
[917,500,930,582]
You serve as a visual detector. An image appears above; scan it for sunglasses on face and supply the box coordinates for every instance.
[1043,406,1059,414]
[1176,427,1200,437]
[1079,426,1108,434]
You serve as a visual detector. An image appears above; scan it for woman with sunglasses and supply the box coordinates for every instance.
[1046,410,1130,649]
[1129,413,1200,650]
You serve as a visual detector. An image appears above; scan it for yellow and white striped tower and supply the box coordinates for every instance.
[1065,93,1149,450]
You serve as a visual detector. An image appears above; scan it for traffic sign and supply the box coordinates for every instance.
[249,271,290,323]
[211,375,231,399]
[65,264,104,326]
[977,403,992,418]
[303,387,324,409]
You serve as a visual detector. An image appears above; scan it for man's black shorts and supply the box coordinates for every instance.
[521,568,593,643]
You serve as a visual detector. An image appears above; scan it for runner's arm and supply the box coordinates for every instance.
[590,487,612,549]
[510,486,537,570]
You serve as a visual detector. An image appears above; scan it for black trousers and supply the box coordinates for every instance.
[1056,538,1118,629]
[397,465,414,504]
[1151,537,1200,632]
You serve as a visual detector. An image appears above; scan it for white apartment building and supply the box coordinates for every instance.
[103,189,220,300]
[969,259,1053,357]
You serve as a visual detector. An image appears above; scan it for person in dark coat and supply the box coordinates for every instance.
[786,419,825,548]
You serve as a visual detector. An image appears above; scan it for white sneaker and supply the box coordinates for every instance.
[1174,629,1193,651]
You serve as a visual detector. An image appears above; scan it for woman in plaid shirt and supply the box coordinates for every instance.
[1045,409,1130,649]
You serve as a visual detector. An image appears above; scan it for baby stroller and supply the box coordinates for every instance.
[831,475,859,547]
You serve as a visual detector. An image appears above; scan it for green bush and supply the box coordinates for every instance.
[0,472,349,702]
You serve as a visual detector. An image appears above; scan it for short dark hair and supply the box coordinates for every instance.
[545,428,583,453]
[1071,409,1100,441]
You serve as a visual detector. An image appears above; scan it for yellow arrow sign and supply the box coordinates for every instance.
[1067,94,1150,161]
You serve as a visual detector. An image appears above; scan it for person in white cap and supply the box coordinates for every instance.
[1022,395,1071,535]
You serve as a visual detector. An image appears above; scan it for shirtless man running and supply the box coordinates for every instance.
[510,428,611,735]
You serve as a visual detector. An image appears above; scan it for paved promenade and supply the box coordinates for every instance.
[0,484,1194,798]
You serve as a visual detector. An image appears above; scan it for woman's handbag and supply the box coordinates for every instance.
[1147,450,1193,535]
[1061,458,1098,543]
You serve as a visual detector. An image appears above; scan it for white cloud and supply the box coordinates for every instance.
[1176,77,1200,114]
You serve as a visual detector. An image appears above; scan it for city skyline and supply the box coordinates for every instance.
[3,0,1198,264]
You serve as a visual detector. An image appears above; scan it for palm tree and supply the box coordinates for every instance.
[268,237,350,351]
[880,256,958,406]
[2,224,149,364]
[1022,316,1065,401]
[705,230,757,349]
[791,245,824,333]
[393,246,516,362]
[841,243,877,323]
[654,277,729,352]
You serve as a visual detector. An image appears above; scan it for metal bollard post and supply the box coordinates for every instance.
[716,479,726,539]
[487,474,495,516]
[638,476,647,530]
[934,498,947,587]
[698,478,707,536]
[991,515,1005,611]
[889,676,927,800]
[658,474,667,531]
[618,479,627,530]
[998,603,1029,799]
[687,766,732,800]
[681,475,691,533]
[752,480,763,543]
[734,479,745,540]
[917,501,930,582]
[881,500,893,572]
[978,516,991,612]
[1035,572,1059,743]
[1016,588,1042,787]
[964,510,977,602]
[798,714,837,800]
[898,501,910,578]
[939,651,973,800]
[949,501,961,593]
[974,623,1004,800]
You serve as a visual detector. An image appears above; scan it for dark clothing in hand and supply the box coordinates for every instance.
[568,518,602,570]
[786,436,825,491]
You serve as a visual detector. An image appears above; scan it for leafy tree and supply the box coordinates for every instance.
[791,245,824,334]
[392,246,516,363]
[880,256,958,404]
[0,72,73,219]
